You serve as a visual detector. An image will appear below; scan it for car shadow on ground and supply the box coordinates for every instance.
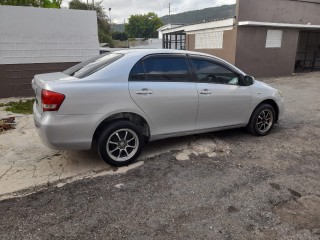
[66,124,286,167]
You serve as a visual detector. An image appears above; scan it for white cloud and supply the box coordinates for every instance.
[62,0,236,24]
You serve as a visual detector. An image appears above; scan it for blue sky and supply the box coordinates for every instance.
[62,0,236,23]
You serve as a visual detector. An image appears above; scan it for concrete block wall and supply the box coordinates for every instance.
[0,6,100,97]
[0,6,99,65]
[236,0,320,25]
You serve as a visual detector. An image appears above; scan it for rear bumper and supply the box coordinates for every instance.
[33,103,103,150]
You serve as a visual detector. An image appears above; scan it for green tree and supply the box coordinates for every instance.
[112,31,128,41]
[125,12,163,38]
[0,0,62,8]
[69,0,113,46]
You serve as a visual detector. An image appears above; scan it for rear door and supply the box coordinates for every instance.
[129,54,198,135]
[190,56,252,130]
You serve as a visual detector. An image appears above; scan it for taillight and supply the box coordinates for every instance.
[41,89,65,112]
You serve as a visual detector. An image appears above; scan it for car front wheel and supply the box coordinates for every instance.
[247,104,276,136]
[97,121,144,166]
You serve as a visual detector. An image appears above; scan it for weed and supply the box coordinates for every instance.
[1,99,34,114]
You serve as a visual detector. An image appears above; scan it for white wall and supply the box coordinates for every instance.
[0,6,99,65]
[157,24,183,39]
[129,38,162,49]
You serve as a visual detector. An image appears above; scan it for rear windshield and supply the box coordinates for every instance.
[63,53,123,78]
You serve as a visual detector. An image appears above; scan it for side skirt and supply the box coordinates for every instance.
[149,124,246,142]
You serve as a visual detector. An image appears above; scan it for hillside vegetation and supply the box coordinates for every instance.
[161,4,236,24]
[112,4,236,32]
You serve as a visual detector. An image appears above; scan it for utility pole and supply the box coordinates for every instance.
[168,3,171,23]
[109,8,112,24]
[124,19,130,48]
[92,0,94,9]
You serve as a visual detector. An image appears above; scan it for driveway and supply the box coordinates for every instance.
[0,105,228,200]
[0,72,319,239]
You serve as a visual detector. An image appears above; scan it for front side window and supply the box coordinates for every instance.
[143,57,190,82]
[191,58,239,85]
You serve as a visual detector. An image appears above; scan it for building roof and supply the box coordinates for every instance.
[160,17,235,34]
[238,21,320,29]
[157,24,184,32]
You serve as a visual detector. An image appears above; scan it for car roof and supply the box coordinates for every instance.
[112,49,246,76]
[113,48,215,58]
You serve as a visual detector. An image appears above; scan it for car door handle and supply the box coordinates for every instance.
[200,89,212,95]
[136,88,153,95]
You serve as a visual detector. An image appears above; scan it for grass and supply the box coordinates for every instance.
[0,99,34,114]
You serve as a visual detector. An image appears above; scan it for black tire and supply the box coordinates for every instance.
[247,104,276,136]
[97,121,144,167]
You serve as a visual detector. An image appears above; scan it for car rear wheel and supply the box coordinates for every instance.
[97,121,144,166]
[247,104,276,136]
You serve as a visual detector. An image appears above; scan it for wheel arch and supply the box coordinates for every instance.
[92,112,151,147]
[253,99,279,123]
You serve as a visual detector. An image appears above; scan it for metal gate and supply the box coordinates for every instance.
[295,31,320,71]
[162,31,186,50]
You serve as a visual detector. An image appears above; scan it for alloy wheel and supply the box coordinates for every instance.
[106,128,139,162]
[256,109,273,133]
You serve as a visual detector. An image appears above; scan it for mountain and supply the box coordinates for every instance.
[112,4,236,32]
[161,4,236,25]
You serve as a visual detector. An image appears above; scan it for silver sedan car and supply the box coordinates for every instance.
[32,49,284,166]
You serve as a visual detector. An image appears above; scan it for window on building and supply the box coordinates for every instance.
[162,32,186,50]
[195,31,223,49]
[143,56,191,82]
[266,30,283,48]
[191,58,239,85]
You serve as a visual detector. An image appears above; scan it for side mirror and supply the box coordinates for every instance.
[243,75,255,86]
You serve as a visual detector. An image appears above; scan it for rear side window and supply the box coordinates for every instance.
[63,53,123,78]
[129,56,191,82]
[144,57,190,81]
[129,61,145,81]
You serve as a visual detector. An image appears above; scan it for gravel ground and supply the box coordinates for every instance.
[0,107,196,199]
[0,72,319,239]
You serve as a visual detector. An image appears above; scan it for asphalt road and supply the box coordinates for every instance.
[0,72,319,239]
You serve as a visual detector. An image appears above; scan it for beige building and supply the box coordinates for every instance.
[160,0,320,77]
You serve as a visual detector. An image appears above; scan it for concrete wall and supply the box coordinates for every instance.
[0,6,99,65]
[235,27,300,77]
[130,38,162,49]
[186,28,237,64]
[0,62,77,97]
[181,0,320,77]
[234,0,320,77]
[236,0,320,24]
[0,6,100,98]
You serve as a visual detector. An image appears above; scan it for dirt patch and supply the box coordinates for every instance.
[274,195,320,231]
[175,138,230,161]
[0,107,220,200]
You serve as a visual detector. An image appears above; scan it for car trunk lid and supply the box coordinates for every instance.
[32,72,77,114]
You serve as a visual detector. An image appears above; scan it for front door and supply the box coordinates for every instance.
[190,56,252,130]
